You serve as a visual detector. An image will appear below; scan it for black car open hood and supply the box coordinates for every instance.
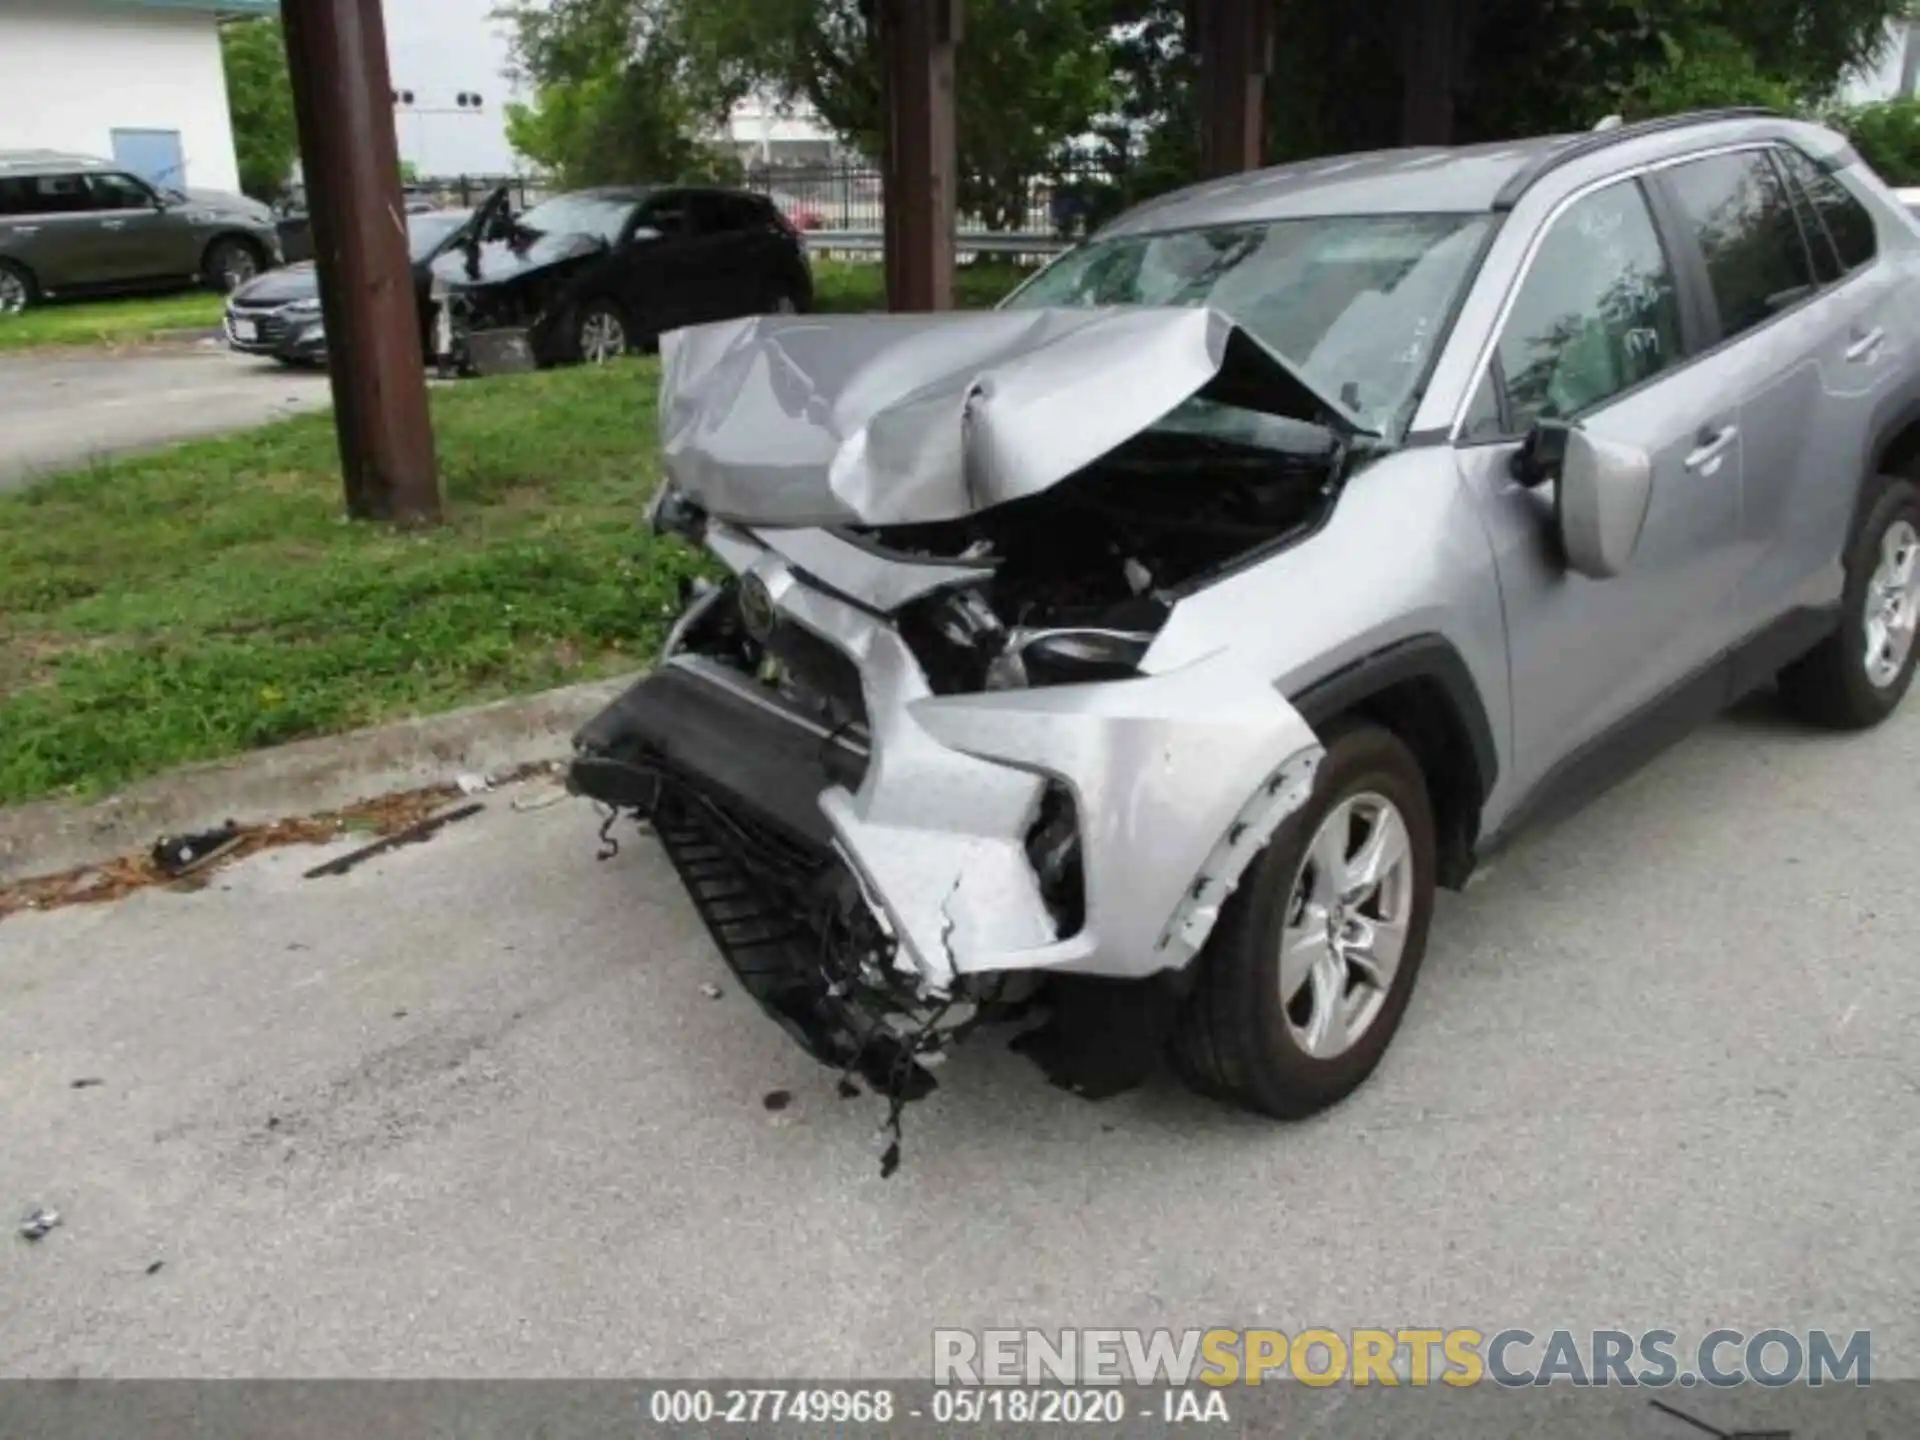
[658,306,1373,527]
[431,230,607,289]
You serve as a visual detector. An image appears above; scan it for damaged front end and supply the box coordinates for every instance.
[571,306,1346,1109]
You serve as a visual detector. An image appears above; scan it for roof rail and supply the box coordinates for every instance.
[1491,107,1785,211]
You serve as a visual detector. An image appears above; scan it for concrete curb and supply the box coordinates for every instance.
[0,673,637,884]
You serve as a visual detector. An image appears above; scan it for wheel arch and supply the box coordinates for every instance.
[199,229,268,276]
[0,254,39,303]
[1290,635,1496,891]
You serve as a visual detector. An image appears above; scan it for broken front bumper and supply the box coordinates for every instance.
[572,524,1321,1008]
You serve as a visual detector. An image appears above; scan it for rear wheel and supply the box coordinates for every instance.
[203,237,262,294]
[1777,476,1920,729]
[0,260,35,314]
[1171,722,1437,1117]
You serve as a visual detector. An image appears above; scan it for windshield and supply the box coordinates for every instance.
[1004,214,1492,433]
[515,194,642,246]
[406,213,468,260]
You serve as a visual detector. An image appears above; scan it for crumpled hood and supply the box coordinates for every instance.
[432,230,606,288]
[658,306,1369,527]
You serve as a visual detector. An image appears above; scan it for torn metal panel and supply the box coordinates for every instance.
[731,546,1324,985]
[753,527,994,613]
[658,306,1366,528]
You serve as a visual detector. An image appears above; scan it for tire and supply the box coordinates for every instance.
[568,299,629,365]
[1777,475,1920,730]
[203,237,262,294]
[0,259,36,314]
[1170,721,1438,1118]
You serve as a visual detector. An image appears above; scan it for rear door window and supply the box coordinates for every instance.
[1660,149,1819,341]
[638,192,693,238]
[1774,146,1877,274]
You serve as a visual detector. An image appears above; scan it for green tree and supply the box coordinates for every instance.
[219,17,298,201]
[497,0,744,186]
[679,0,1115,229]
[1828,96,1920,184]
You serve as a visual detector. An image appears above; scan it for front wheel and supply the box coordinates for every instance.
[570,300,629,365]
[0,259,35,314]
[203,238,262,294]
[1171,722,1437,1118]
[1777,476,1919,729]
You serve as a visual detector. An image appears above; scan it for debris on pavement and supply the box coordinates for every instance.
[145,1260,165,1276]
[455,772,493,796]
[762,1089,792,1112]
[699,982,723,1000]
[302,802,485,880]
[19,1207,61,1242]
[836,1077,861,1099]
[151,822,244,879]
[0,762,559,922]
[69,1078,104,1090]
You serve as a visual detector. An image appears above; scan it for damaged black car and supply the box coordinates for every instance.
[430,184,814,375]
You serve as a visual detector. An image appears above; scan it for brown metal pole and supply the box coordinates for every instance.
[281,0,441,524]
[1195,0,1272,178]
[878,0,960,312]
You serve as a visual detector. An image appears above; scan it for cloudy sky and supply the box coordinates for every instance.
[383,0,523,177]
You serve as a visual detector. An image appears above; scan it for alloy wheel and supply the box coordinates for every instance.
[1863,519,1919,689]
[1277,792,1414,1060]
[580,310,626,364]
[0,270,26,314]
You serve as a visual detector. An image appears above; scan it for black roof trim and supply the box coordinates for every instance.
[1491,108,1784,211]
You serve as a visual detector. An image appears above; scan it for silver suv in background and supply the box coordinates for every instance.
[572,110,1920,1132]
[0,150,281,313]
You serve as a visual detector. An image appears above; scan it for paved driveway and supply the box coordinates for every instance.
[0,348,331,490]
[1,693,1917,1402]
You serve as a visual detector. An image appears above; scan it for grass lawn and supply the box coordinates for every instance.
[0,292,226,352]
[0,360,705,806]
[0,259,1038,807]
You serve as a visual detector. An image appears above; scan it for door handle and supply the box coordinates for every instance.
[100,220,126,230]
[1684,424,1738,472]
[1846,327,1886,362]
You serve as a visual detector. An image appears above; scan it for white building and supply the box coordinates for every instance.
[1842,18,1920,104]
[0,0,273,193]
[723,90,846,169]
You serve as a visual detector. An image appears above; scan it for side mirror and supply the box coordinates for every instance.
[1517,421,1653,580]
[629,225,664,244]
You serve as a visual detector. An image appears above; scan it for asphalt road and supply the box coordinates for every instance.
[2,692,1917,1413]
[0,348,331,490]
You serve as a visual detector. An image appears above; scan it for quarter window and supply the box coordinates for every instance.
[1662,150,1818,341]
[1775,146,1877,273]
[1486,180,1685,435]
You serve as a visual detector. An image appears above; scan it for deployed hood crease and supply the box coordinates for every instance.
[658,306,1370,528]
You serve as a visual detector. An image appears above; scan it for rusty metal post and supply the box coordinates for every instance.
[1195,0,1273,178]
[878,0,960,312]
[281,0,441,524]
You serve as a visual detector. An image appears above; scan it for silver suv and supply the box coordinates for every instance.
[0,151,281,313]
[570,111,1920,1127]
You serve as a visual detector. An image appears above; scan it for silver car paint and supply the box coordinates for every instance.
[677,523,1325,988]
[652,114,1920,982]
[657,304,1358,528]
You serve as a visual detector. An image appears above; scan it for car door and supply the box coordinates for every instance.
[1453,174,1745,799]
[683,192,771,323]
[0,171,108,292]
[1734,145,1915,639]
[617,189,702,338]
[84,171,197,283]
